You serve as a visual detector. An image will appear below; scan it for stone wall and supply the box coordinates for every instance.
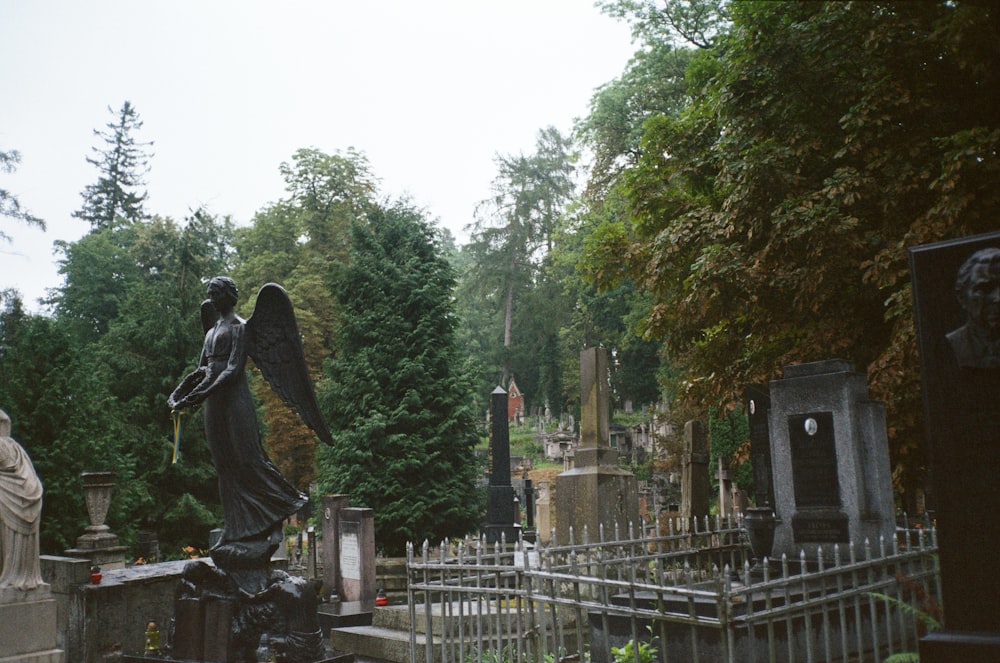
[41,556,193,662]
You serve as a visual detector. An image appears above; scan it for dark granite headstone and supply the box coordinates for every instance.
[910,231,1000,660]
[744,385,774,509]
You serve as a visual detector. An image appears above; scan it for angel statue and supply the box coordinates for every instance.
[168,277,332,596]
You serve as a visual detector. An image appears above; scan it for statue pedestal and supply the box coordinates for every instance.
[0,586,64,662]
[64,526,128,569]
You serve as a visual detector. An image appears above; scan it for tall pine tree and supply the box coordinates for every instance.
[318,202,484,555]
[73,101,152,230]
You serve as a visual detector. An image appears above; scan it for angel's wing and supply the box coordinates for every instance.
[245,283,333,446]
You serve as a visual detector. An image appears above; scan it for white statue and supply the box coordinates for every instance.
[0,409,44,590]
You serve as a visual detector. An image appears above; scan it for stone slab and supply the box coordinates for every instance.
[0,651,63,663]
[332,624,433,663]
[0,593,59,659]
[319,600,375,636]
[920,630,1000,663]
[123,654,353,663]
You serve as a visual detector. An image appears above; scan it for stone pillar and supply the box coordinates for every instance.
[555,348,639,544]
[320,494,351,601]
[680,420,710,523]
[768,360,895,561]
[485,386,520,545]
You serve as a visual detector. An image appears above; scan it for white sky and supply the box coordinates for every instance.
[0,0,636,311]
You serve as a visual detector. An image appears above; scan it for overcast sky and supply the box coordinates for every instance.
[1,0,637,310]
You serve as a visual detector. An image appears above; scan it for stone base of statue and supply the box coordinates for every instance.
[163,534,334,663]
[0,586,64,662]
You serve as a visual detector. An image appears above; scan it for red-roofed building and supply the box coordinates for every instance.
[507,378,524,422]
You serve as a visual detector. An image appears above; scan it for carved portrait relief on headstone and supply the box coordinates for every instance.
[910,231,1000,637]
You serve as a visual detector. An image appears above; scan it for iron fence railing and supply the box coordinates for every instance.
[406,516,939,663]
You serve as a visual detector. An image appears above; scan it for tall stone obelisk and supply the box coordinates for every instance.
[485,386,520,545]
[555,348,638,544]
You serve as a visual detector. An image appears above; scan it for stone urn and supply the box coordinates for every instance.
[743,505,777,562]
[81,471,116,534]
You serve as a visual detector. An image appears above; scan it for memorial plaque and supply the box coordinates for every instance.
[793,512,849,543]
[788,412,839,509]
[339,521,360,581]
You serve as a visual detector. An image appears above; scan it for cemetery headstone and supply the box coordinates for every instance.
[768,360,895,560]
[535,481,552,544]
[742,384,777,561]
[910,231,1000,661]
[337,508,375,604]
[556,348,638,543]
[680,420,709,522]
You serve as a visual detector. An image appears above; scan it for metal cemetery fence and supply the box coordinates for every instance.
[406,517,940,663]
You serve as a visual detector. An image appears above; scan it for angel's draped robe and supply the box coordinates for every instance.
[201,316,307,542]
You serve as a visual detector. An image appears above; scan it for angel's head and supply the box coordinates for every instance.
[207,276,239,311]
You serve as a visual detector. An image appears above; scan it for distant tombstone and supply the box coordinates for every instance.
[716,458,734,518]
[910,231,1000,661]
[535,481,552,545]
[768,360,895,560]
[680,420,710,522]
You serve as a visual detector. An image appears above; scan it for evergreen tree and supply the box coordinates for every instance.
[73,101,152,230]
[0,291,131,552]
[318,202,484,555]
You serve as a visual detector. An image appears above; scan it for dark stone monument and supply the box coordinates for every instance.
[556,348,638,544]
[485,386,521,545]
[910,231,1000,661]
[768,360,895,560]
[742,385,776,561]
[164,278,336,662]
